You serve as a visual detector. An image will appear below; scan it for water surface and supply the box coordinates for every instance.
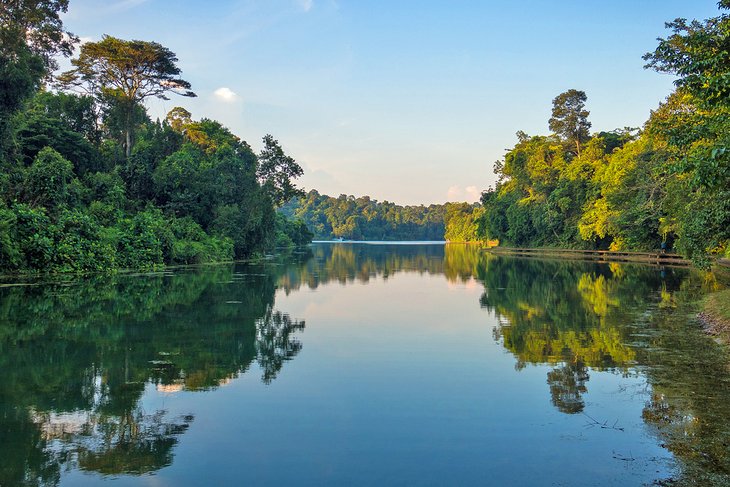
[1,243,728,486]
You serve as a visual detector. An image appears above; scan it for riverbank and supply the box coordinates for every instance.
[485,246,690,266]
[700,289,730,340]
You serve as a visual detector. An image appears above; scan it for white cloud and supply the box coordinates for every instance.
[465,186,480,201]
[447,185,461,201]
[213,87,240,103]
[109,0,150,12]
[446,185,481,203]
[297,0,314,12]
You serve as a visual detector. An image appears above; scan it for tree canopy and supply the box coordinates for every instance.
[0,0,74,154]
[257,135,305,207]
[0,30,308,273]
[548,89,591,156]
[58,36,196,156]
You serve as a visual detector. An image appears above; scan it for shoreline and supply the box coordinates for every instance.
[485,246,691,266]
[699,289,730,341]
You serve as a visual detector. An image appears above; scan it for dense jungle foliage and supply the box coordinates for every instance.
[479,2,730,267]
[0,1,310,273]
[281,190,483,242]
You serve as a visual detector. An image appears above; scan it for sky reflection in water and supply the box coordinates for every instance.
[1,243,728,486]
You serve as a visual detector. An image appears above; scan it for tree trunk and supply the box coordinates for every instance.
[125,108,132,158]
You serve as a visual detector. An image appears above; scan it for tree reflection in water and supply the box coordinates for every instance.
[1,244,729,484]
[0,257,307,485]
[547,361,590,414]
[481,255,730,484]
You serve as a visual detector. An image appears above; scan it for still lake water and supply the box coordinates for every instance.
[1,243,729,486]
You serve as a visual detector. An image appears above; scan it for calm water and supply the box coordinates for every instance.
[1,243,729,486]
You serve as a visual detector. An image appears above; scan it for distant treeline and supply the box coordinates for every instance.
[0,5,310,273]
[479,4,730,268]
[280,190,484,242]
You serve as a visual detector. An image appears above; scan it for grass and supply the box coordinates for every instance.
[700,289,730,339]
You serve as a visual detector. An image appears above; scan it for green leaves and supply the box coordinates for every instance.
[257,135,304,207]
[644,2,730,109]
[24,146,74,210]
[548,89,591,156]
[58,35,196,157]
[60,36,195,101]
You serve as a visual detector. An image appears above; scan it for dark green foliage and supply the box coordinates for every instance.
[0,0,74,156]
[0,30,45,155]
[258,134,304,207]
[0,17,308,274]
[58,35,196,157]
[169,217,233,264]
[0,90,305,272]
[0,0,75,71]
[23,146,74,210]
[52,208,117,271]
[288,190,449,241]
[275,213,314,248]
[643,2,730,108]
[211,202,275,258]
[13,92,101,174]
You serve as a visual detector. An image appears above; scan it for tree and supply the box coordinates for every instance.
[58,36,196,157]
[0,0,75,154]
[643,3,730,265]
[0,0,76,71]
[24,146,73,210]
[257,135,304,207]
[643,2,730,108]
[549,89,591,156]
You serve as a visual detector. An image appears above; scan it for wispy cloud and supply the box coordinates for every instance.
[446,185,481,202]
[108,0,150,12]
[465,186,480,201]
[213,87,240,103]
[297,0,313,12]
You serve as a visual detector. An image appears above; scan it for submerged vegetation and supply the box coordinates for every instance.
[0,1,309,274]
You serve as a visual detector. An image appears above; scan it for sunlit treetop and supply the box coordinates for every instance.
[58,35,196,102]
[644,0,730,107]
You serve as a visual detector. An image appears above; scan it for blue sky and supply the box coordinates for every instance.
[60,1,720,205]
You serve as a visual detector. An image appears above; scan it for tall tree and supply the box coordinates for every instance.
[549,89,591,156]
[58,36,196,157]
[257,135,304,207]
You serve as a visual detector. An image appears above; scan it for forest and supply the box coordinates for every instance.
[479,3,730,267]
[281,190,484,242]
[2,1,729,273]
[0,1,311,273]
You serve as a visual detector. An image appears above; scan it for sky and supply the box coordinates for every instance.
[59,0,721,205]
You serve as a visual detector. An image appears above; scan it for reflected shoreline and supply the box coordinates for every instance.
[0,243,728,485]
